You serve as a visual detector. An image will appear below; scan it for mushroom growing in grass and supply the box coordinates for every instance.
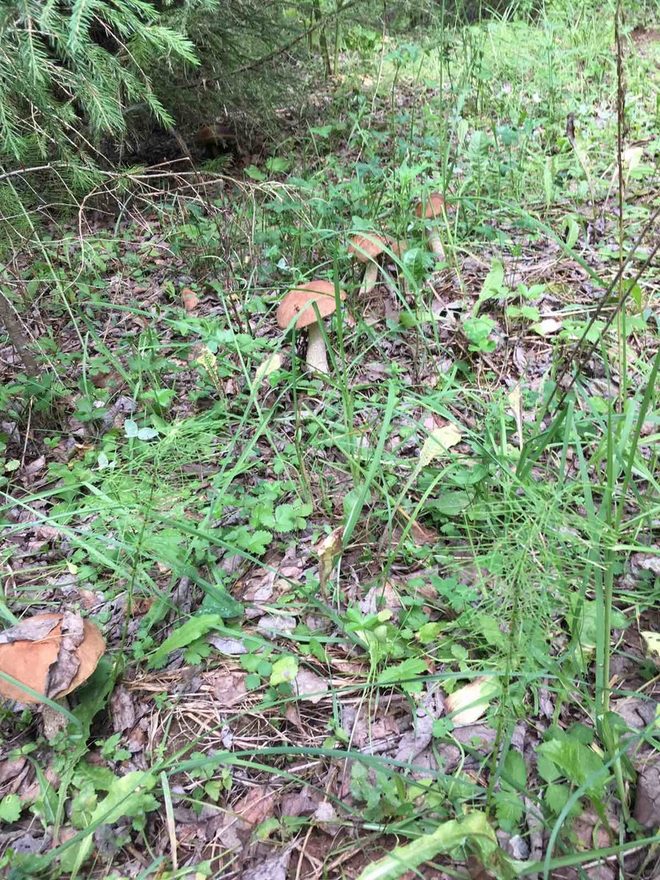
[416,192,446,261]
[349,234,407,295]
[277,280,346,375]
[0,611,105,738]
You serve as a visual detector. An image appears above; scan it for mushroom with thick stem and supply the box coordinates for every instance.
[0,611,105,738]
[277,280,346,375]
[415,192,446,261]
[348,234,408,295]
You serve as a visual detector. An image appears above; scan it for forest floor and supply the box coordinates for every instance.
[0,5,659,880]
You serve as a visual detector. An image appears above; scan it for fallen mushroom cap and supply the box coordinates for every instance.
[0,612,105,704]
[276,280,346,331]
[348,233,391,263]
[416,192,445,219]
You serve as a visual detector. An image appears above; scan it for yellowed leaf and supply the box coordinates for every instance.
[419,424,462,468]
[640,631,660,668]
[254,353,282,384]
[507,384,524,448]
[316,527,343,589]
[445,676,499,726]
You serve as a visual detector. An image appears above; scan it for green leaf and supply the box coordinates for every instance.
[149,614,223,669]
[377,657,427,686]
[355,811,515,880]
[494,789,524,830]
[502,748,527,789]
[462,315,497,352]
[537,735,608,797]
[270,656,298,686]
[544,782,571,815]
[226,526,272,555]
[67,771,158,871]
[245,165,266,181]
[0,793,21,822]
[272,501,312,533]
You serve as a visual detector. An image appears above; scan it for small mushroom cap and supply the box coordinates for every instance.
[277,280,346,330]
[416,192,445,219]
[0,612,105,704]
[348,233,390,263]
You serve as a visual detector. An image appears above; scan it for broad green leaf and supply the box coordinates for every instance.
[270,656,299,686]
[149,614,223,669]
[502,749,527,789]
[377,657,427,685]
[537,736,608,797]
[356,811,514,880]
[0,793,21,822]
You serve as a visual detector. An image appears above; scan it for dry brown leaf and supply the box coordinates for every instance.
[110,686,136,732]
[181,288,199,311]
[294,668,328,704]
[315,527,343,591]
[445,677,499,727]
[419,424,462,468]
[210,670,248,708]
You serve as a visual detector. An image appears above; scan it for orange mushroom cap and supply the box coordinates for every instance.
[348,233,390,263]
[277,280,346,331]
[0,612,105,704]
[416,192,445,219]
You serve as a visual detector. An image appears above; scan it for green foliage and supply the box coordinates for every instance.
[0,0,197,163]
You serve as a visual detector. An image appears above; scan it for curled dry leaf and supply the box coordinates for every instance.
[532,317,562,336]
[294,668,329,704]
[316,527,343,590]
[445,677,499,727]
[181,288,199,311]
[0,612,105,703]
[419,423,462,468]
[254,353,282,384]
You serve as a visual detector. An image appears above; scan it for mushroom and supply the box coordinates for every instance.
[277,280,346,374]
[415,192,446,261]
[0,611,105,737]
[348,234,408,295]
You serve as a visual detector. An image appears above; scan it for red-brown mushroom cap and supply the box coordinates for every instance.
[416,192,445,219]
[277,280,346,331]
[0,612,105,704]
[348,233,390,263]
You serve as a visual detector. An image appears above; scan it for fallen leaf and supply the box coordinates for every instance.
[640,631,660,668]
[507,384,524,448]
[254,353,282,383]
[181,288,199,311]
[294,668,328,704]
[257,614,297,637]
[445,677,499,726]
[316,527,343,590]
[419,424,462,468]
[394,708,434,762]
[211,670,247,708]
[207,635,248,655]
[531,317,562,336]
[110,686,136,732]
[233,786,277,827]
[239,850,291,880]
[633,756,660,828]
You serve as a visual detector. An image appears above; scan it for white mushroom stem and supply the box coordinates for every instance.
[428,228,445,260]
[359,261,379,295]
[306,323,329,374]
